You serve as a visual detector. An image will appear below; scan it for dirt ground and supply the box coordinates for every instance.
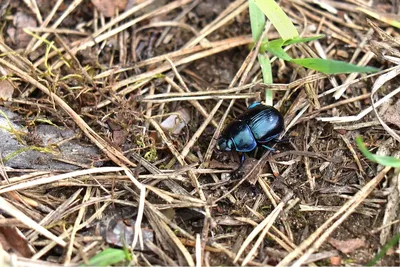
[0,0,399,266]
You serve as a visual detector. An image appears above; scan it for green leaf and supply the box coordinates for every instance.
[292,58,378,74]
[81,248,128,267]
[283,35,325,45]
[355,136,400,167]
[249,0,265,42]
[258,53,273,105]
[249,0,273,105]
[260,35,324,55]
[253,0,298,40]
[262,39,292,61]
[258,53,272,84]
[261,36,324,61]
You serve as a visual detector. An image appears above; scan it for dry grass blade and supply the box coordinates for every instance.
[0,250,67,267]
[145,240,178,266]
[234,199,289,265]
[0,167,124,194]
[23,0,42,24]
[144,204,195,267]
[94,35,254,80]
[0,196,66,247]
[136,21,201,37]
[332,41,375,99]
[379,152,400,245]
[318,81,400,123]
[370,62,400,142]
[146,185,206,204]
[184,0,248,48]
[93,0,156,37]
[77,0,193,52]
[63,188,91,264]
[26,27,89,35]
[317,68,393,98]
[142,83,258,99]
[113,36,252,90]
[135,186,147,250]
[26,189,83,242]
[164,59,219,128]
[33,0,192,70]
[196,234,201,267]
[339,134,364,174]
[141,93,259,102]
[29,0,84,53]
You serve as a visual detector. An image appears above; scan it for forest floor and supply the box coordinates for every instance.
[0,0,399,266]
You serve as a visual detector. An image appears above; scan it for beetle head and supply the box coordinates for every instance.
[216,137,234,151]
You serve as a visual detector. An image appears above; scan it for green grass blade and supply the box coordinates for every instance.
[249,0,265,42]
[292,58,378,74]
[367,233,400,266]
[262,39,292,61]
[258,53,273,105]
[253,0,298,40]
[261,36,325,50]
[81,248,128,266]
[283,35,325,45]
[356,136,400,167]
[249,0,273,105]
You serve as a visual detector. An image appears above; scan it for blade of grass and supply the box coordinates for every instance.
[283,35,325,45]
[261,36,376,75]
[258,53,273,105]
[249,0,265,42]
[253,0,298,40]
[292,58,378,74]
[357,7,400,29]
[261,35,325,52]
[263,39,292,61]
[356,136,400,167]
[249,0,273,105]
[81,248,128,267]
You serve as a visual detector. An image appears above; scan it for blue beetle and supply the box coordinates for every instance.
[216,102,284,166]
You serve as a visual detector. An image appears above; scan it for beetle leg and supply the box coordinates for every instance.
[239,153,245,167]
[271,137,289,143]
[231,153,245,177]
[262,145,276,152]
